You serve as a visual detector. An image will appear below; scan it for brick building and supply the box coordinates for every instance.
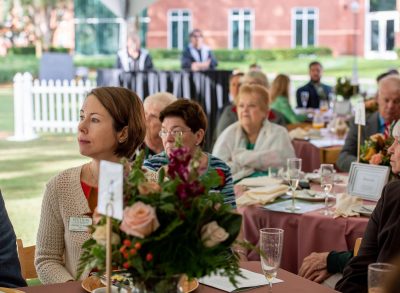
[74,0,399,58]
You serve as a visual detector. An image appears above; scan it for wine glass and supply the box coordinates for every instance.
[259,228,284,292]
[320,164,334,216]
[285,158,302,212]
[300,91,309,109]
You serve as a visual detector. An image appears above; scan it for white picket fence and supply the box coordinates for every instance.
[12,72,95,141]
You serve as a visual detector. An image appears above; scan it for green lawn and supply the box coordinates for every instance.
[0,134,88,245]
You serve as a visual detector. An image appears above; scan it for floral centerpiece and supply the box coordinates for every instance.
[78,146,243,292]
[335,77,359,99]
[360,133,393,166]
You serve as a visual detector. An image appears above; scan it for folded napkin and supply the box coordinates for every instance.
[289,127,309,140]
[334,193,363,218]
[238,176,282,187]
[236,184,288,206]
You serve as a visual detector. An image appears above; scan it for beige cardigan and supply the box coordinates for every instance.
[35,165,92,284]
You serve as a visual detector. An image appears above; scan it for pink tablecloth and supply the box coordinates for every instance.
[239,206,368,274]
[293,139,321,172]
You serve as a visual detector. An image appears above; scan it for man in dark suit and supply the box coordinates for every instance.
[296,61,332,109]
[0,190,26,287]
[337,75,400,172]
[181,29,218,71]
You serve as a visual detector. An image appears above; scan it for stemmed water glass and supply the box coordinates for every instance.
[259,228,284,292]
[320,164,335,216]
[300,91,309,109]
[285,158,302,212]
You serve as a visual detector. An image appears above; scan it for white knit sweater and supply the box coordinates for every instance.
[35,165,92,284]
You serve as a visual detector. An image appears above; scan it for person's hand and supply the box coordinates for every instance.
[299,252,331,283]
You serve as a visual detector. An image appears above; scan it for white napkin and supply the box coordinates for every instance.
[236,184,288,206]
[334,193,363,218]
[238,176,282,187]
[289,127,309,140]
[199,268,282,292]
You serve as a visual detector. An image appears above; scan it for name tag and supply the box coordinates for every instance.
[69,217,93,232]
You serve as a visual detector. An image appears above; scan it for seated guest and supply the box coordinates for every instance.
[116,34,154,71]
[213,84,295,182]
[142,92,177,158]
[337,75,400,172]
[215,71,285,140]
[0,190,26,288]
[270,74,307,124]
[35,87,146,284]
[296,61,332,109]
[214,70,244,139]
[181,29,218,71]
[143,99,236,208]
[335,119,400,292]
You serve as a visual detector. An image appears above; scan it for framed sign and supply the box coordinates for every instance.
[347,162,390,201]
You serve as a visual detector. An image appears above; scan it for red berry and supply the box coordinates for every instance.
[146,253,153,262]
[119,246,126,253]
[123,239,131,247]
[129,248,137,255]
[123,262,130,269]
[134,242,142,250]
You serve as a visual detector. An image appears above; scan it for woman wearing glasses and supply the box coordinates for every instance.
[143,99,236,208]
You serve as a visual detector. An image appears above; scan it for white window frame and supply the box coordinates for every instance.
[228,8,254,50]
[167,9,192,49]
[364,0,399,59]
[291,7,319,48]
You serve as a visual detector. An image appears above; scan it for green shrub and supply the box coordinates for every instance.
[9,46,36,55]
[0,55,39,83]
[48,47,70,53]
[149,49,181,59]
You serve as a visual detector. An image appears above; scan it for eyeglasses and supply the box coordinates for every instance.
[159,129,192,138]
[192,34,203,38]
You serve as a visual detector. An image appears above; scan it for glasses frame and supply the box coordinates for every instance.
[158,129,192,138]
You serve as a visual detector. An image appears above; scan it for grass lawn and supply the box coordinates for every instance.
[0,134,88,245]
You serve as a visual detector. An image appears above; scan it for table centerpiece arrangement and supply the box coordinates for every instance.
[77,144,243,293]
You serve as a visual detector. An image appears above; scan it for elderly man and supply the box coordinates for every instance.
[337,74,400,172]
[142,92,177,158]
[0,190,26,288]
[296,61,332,109]
[116,34,154,71]
[181,29,218,71]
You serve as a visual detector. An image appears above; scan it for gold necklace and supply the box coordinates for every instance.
[88,163,98,185]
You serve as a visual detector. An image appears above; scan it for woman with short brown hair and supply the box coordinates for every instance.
[35,87,146,284]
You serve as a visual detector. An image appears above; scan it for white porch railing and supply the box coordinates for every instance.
[11,72,95,141]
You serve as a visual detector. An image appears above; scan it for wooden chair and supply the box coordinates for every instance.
[354,237,362,257]
[16,239,38,279]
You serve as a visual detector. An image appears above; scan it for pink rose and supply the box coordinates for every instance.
[201,221,229,248]
[138,182,161,195]
[369,153,383,165]
[120,202,160,238]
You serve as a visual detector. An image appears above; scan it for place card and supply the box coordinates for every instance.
[347,162,390,201]
[354,102,366,126]
[199,268,282,292]
[97,160,123,220]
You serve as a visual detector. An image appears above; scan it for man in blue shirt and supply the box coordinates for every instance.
[0,190,26,287]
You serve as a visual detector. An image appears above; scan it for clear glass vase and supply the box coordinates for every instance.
[132,275,182,293]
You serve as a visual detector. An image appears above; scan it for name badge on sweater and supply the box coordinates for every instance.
[69,217,92,232]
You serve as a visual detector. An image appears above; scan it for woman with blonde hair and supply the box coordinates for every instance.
[270,74,307,124]
[213,84,295,182]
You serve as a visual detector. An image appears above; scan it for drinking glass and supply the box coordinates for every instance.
[259,228,284,292]
[368,263,395,293]
[312,112,325,129]
[300,91,309,109]
[320,100,329,112]
[320,164,334,216]
[285,158,302,212]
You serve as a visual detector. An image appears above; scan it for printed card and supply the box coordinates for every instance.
[98,160,123,220]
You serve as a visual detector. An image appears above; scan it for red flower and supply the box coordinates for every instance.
[123,262,130,269]
[146,253,153,262]
[215,169,226,186]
